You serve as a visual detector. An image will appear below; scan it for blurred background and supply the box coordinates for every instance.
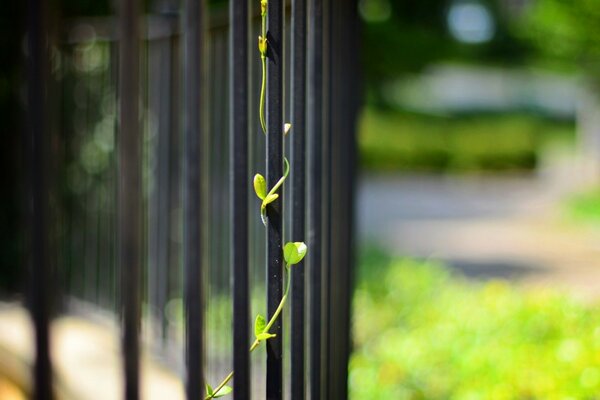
[353,0,600,398]
[2,0,600,398]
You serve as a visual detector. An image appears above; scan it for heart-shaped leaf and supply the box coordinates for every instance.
[256,332,277,341]
[283,242,308,265]
[255,314,266,337]
[213,385,233,398]
[254,174,267,200]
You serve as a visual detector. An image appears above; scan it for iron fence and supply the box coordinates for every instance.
[24,0,359,398]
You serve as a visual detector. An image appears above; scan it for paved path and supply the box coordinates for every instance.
[0,304,184,400]
[358,174,600,300]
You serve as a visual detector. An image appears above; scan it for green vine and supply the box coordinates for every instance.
[258,0,267,134]
[205,243,306,399]
[204,0,306,398]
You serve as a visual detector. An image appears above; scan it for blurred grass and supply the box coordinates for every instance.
[350,248,600,399]
[564,187,600,225]
[358,108,574,172]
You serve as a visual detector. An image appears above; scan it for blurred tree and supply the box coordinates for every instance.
[361,0,531,108]
[518,0,600,88]
[517,0,600,180]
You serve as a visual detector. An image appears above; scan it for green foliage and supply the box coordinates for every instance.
[358,108,574,172]
[205,383,232,399]
[351,249,600,399]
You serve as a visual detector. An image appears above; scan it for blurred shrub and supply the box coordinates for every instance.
[351,248,600,399]
[359,108,574,172]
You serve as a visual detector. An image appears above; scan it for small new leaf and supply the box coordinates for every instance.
[284,123,292,136]
[256,332,277,341]
[263,193,279,206]
[213,385,233,398]
[255,314,266,337]
[283,242,308,265]
[206,383,214,397]
[254,174,267,200]
[258,36,267,56]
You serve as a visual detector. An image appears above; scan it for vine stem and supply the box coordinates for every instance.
[259,8,267,133]
[205,372,234,400]
[205,264,291,399]
[259,55,267,133]
[260,158,290,225]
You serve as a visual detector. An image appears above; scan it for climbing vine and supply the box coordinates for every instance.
[204,1,306,398]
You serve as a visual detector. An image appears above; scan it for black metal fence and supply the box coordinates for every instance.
[24,0,359,398]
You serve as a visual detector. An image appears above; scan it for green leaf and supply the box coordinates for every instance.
[253,174,267,200]
[206,383,214,397]
[255,314,266,337]
[256,332,277,341]
[284,123,292,136]
[283,242,308,265]
[213,385,233,398]
[263,193,279,206]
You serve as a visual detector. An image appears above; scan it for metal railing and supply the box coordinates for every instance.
[24,0,359,398]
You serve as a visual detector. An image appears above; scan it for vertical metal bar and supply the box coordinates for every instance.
[27,0,53,398]
[183,0,206,398]
[307,0,324,396]
[109,41,119,313]
[322,0,333,396]
[291,0,307,398]
[327,0,340,396]
[327,1,359,398]
[118,0,141,398]
[148,33,173,343]
[266,0,284,398]
[340,2,360,397]
[167,30,181,314]
[230,0,250,398]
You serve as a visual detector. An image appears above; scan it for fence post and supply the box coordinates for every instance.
[290,0,308,398]
[183,0,207,398]
[266,0,284,397]
[118,0,142,398]
[27,0,53,397]
[307,0,324,396]
[230,0,251,398]
[327,0,359,398]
